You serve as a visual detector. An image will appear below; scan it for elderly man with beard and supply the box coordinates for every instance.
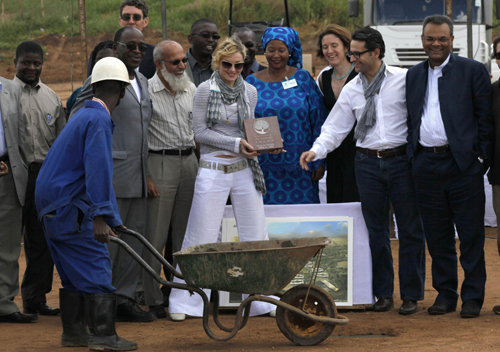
[142,41,198,319]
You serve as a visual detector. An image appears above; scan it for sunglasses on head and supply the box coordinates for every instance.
[162,57,188,66]
[221,61,244,70]
[121,14,143,21]
[191,33,221,40]
[116,42,148,53]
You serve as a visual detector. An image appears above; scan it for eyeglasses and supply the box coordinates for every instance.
[116,42,148,53]
[424,36,450,43]
[346,49,373,59]
[243,42,256,49]
[221,61,244,70]
[495,52,500,60]
[191,33,221,40]
[161,57,188,66]
[121,14,143,21]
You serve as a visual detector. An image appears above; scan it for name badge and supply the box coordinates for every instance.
[282,79,298,90]
[46,114,52,124]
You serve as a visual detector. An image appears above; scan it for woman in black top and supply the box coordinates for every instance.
[316,24,359,203]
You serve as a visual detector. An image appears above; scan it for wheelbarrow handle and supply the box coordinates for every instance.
[113,227,183,280]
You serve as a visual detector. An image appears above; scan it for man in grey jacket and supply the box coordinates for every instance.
[0,76,36,323]
[70,27,154,323]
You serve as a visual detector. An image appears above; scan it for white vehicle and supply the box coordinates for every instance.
[350,0,499,77]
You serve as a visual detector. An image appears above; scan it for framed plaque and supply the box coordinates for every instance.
[243,116,283,153]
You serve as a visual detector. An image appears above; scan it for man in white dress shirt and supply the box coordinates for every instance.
[142,41,198,319]
[300,27,425,315]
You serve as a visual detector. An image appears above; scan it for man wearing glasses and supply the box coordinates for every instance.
[70,27,154,323]
[406,15,492,318]
[300,27,425,316]
[141,41,197,319]
[87,0,155,79]
[185,18,219,87]
[234,27,266,79]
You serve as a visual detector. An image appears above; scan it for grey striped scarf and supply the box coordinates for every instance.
[206,71,267,194]
[354,62,386,142]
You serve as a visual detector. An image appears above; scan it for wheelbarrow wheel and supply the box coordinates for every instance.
[276,284,337,346]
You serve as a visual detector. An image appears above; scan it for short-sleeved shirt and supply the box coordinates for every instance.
[14,76,66,164]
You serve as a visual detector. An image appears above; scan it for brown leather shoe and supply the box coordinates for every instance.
[399,300,418,315]
[373,297,394,312]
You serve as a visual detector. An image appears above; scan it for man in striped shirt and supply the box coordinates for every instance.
[143,40,198,319]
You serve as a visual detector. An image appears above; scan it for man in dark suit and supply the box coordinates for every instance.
[406,15,492,318]
[71,27,154,323]
[87,0,155,79]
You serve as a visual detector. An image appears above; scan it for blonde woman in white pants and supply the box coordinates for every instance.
[168,37,280,321]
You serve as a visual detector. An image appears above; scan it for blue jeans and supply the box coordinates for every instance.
[355,149,425,300]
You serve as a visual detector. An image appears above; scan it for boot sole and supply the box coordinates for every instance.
[89,345,138,351]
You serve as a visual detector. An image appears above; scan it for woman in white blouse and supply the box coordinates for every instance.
[168,37,280,321]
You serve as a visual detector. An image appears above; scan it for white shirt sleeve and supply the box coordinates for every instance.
[310,88,357,160]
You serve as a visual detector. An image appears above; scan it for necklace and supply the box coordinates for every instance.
[222,101,238,124]
[333,63,354,80]
[266,66,290,82]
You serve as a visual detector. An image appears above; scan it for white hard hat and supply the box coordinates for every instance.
[91,57,130,85]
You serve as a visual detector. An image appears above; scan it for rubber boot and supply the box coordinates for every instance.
[60,288,89,347]
[85,293,137,351]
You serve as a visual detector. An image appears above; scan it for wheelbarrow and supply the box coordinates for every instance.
[111,228,349,346]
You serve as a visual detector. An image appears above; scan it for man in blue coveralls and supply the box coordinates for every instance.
[35,57,137,351]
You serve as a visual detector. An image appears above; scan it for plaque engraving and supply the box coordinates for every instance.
[243,116,283,153]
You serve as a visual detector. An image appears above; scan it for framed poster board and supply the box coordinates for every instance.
[220,215,354,307]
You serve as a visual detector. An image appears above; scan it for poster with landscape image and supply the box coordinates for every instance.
[221,216,353,307]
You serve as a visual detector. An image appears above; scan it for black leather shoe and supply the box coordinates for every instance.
[493,305,500,315]
[23,303,60,316]
[399,300,418,315]
[373,297,394,312]
[148,305,167,319]
[0,312,38,323]
[427,301,455,315]
[460,300,481,318]
[116,299,155,322]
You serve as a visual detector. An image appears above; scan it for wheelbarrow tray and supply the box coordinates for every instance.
[174,237,331,295]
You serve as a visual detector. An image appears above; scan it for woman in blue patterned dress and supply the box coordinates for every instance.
[246,27,328,204]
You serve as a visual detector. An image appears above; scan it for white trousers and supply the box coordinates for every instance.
[169,156,275,316]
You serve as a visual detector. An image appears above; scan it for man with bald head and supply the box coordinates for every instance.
[70,26,154,323]
[142,40,197,318]
[233,27,266,79]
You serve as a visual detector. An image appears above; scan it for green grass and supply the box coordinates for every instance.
[0,0,362,52]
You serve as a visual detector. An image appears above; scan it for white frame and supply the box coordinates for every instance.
[220,216,354,307]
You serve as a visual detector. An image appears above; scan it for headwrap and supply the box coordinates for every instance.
[354,62,387,142]
[206,71,267,194]
[262,27,303,68]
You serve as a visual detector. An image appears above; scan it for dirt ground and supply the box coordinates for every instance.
[2,229,500,352]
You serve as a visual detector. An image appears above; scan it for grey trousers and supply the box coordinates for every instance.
[107,197,147,305]
[0,164,23,315]
[143,152,197,307]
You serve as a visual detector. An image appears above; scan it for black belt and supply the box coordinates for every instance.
[357,145,407,158]
[29,162,43,172]
[0,154,8,163]
[149,148,193,156]
[419,144,450,153]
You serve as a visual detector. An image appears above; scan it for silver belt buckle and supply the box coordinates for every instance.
[377,150,383,158]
